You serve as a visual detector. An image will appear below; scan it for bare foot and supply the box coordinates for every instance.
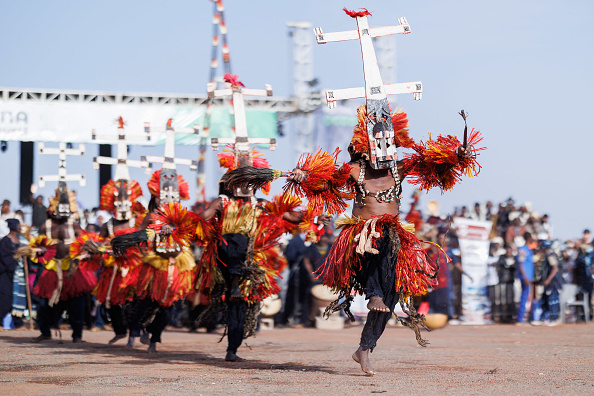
[225,351,245,362]
[367,295,390,313]
[352,346,376,376]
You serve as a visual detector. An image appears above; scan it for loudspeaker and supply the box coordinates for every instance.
[19,141,34,206]
[99,144,112,189]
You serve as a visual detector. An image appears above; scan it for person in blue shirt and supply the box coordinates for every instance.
[517,232,535,323]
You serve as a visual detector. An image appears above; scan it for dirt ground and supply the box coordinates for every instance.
[1,321,593,395]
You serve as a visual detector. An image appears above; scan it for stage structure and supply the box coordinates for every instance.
[287,22,318,159]
[0,87,292,144]
[199,0,234,203]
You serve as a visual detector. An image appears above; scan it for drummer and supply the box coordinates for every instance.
[300,228,334,326]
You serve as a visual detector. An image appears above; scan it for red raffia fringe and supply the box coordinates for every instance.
[136,265,195,308]
[32,269,58,299]
[195,223,223,294]
[29,236,57,265]
[298,207,325,243]
[283,148,354,215]
[224,73,245,89]
[149,202,199,248]
[316,214,438,300]
[343,7,372,18]
[265,194,302,235]
[95,265,140,305]
[61,268,97,299]
[71,231,104,272]
[401,129,485,192]
[32,264,97,300]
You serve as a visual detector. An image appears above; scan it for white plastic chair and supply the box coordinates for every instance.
[560,284,590,323]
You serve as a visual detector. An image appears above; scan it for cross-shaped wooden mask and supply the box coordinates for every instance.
[314,9,423,169]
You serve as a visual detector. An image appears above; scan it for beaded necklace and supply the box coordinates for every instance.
[356,159,402,205]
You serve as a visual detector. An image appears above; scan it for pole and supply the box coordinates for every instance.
[22,259,34,330]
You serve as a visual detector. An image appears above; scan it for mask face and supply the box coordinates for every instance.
[113,180,132,221]
[233,153,254,197]
[234,185,254,197]
[55,182,72,219]
[367,98,398,170]
[159,169,180,204]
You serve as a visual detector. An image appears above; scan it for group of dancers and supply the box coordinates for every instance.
[15,8,484,375]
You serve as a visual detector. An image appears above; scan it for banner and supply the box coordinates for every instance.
[0,101,277,144]
[453,218,493,324]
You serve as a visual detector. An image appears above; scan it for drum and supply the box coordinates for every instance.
[310,285,338,322]
[422,313,448,330]
[311,284,338,301]
[260,294,282,317]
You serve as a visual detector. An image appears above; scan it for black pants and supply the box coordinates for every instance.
[488,282,515,323]
[427,287,450,316]
[37,294,86,340]
[280,264,313,326]
[128,297,171,343]
[358,230,399,352]
[218,233,249,354]
[147,308,171,344]
[107,304,127,336]
[227,300,248,354]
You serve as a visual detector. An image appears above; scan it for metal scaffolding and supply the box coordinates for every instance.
[0,87,297,111]
[287,22,319,158]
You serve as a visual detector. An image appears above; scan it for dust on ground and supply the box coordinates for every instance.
[1,322,593,395]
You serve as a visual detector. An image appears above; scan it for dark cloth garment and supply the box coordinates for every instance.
[427,287,450,316]
[279,236,307,325]
[574,251,593,295]
[32,203,47,229]
[541,288,560,321]
[37,294,86,340]
[494,255,516,322]
[217,233,250,352]
[127,298,144,338]
[497,255,516,283]
[281,241,333,326]
[128,297,158,338]
[189,303,218,332]
[226,299,248,354]
[543,253,564,293]
[284,236,306,269]
[0,235,19,319]
[358,229,399,352]
[218,233,248,279]
[107,305,127,336]
[147,307,171,344]
[126,297,171,343]
[169,300,184,328]
[489,283,515,323]
[305,242,332,274]
[12,234,30,320]
[280,263,313,326]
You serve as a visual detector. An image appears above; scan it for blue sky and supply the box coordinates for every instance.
[1,0,593,239]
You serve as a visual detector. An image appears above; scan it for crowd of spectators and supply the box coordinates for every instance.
[405,195,593,326]
[1,193,592,332]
